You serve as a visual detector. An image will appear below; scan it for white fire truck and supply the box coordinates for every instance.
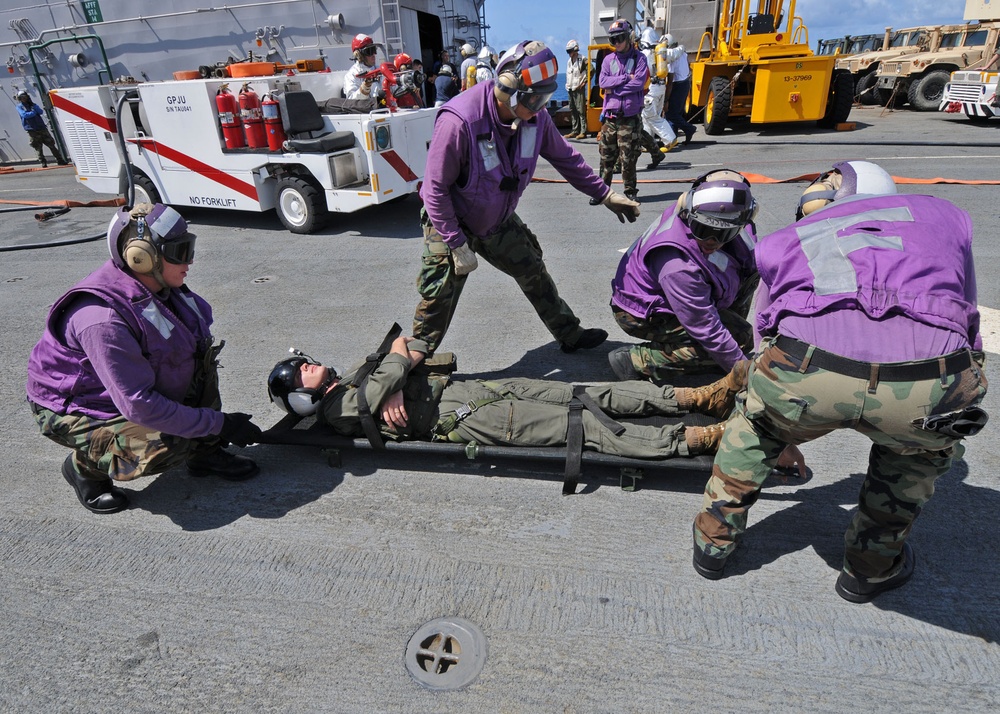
[50,69,436,233]
[939,69,1000,121]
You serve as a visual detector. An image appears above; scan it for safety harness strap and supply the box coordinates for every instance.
[352,322,403,450]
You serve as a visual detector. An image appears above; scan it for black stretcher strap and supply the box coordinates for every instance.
[562,385,629,495]
[351,322,403,451]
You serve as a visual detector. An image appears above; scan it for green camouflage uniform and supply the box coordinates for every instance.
[29,344,224,483]
[318,351,692,458]
[694,338,988,581]
[612,270,758,379]
[413,208,585,353]
[598,115,641,196]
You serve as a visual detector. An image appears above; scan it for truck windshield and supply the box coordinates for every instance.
[938,32,964,49]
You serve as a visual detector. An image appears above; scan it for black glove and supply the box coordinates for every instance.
[218,412,263,447]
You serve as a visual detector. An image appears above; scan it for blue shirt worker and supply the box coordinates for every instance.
[16,90,68,167]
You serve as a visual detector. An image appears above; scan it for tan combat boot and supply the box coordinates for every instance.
[676,360,751,419]
[685,423,726,456]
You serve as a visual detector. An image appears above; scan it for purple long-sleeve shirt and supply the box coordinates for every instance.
[599,48,648,117]
[651,249,747,370]
[54,295,223,439]
[421,86,608,248]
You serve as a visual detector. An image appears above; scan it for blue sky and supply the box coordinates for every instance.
[484,0,973,58]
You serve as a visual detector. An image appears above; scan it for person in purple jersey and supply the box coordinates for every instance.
[609,169,760,382]
[692,161,989,603]
[26,203,263,514]
[412,40,640,356]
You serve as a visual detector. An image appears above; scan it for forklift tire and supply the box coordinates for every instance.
[855,72,877,106]
[132,174,161,206]
[907,70,950,112]
[275,176,328,234]
[704,76,731,136]
[818,71,853,128]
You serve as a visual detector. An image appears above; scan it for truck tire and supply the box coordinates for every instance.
[855,72,877,105]
[872,83,902,108]
[132,174,161,205]
[907,70,951,111]
[704,76,731,135]
[818,71,853,128]
[275,176,327,234]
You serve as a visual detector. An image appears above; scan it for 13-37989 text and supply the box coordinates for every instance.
[784,75,813,82]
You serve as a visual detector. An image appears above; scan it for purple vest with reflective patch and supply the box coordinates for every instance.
[611,207,756,319]
[26,260,214,417]
[756,193,980,348]
[434,80,544,236]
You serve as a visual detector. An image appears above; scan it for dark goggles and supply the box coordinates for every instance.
[360,45,378,57]
[689,219,741,244]
[609,33,631,45]
[159,234,196,265]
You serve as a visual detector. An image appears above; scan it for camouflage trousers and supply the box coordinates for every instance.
[694,337,988,581]
[439,378,690,458]
[598,114,642,195]
[413,208,583,353]
[611,272,757,380]
[27,128,64,164]
[30,351,224,482]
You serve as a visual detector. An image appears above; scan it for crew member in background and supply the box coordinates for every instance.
[434,64,459,107]
[26,204,263,515]
[564,39,589,139]
[344,33,382,101]
[598,19,649,201]
[636,27,678,169]
[473,44,498,86]
[609,170,759,382]
[692,161,988,604]
[391,53,423,108]
[16,90,69,167]
[413,40,640,356]
[411,59,427,106]
[459,43,478,91]
[662,34,698,144]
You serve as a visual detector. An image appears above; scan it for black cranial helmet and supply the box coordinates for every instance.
[267,349,336,416]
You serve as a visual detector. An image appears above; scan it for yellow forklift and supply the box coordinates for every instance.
[689,0,853,133]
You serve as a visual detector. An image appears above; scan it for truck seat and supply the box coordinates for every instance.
[277,90,356,153]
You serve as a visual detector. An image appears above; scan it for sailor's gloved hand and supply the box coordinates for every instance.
[451,244,479,275]
[219,412,263,448]
[601,189,641,223]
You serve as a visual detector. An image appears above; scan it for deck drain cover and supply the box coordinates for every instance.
[404,617,487,691]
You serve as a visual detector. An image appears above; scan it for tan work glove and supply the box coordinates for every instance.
[452,243,479,275]
[602,189,641,223]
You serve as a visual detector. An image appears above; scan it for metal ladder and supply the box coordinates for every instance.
[380,0,403,56]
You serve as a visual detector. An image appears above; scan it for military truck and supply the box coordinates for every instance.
[874,21,1000,110]
[836,26,938,105]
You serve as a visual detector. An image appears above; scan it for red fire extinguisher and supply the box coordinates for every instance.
[239,83,268,149]
[216,83,246,149]
[261,93,286,152]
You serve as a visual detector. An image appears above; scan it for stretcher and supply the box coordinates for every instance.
[260,411,718,493]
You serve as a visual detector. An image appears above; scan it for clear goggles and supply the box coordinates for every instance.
[159,234,197,265]
[512,80,558,114]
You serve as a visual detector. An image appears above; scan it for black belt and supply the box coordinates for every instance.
[774,336,973,383]
[650,78,664,85]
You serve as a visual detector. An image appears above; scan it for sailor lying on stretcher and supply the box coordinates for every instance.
[266,326,751,459]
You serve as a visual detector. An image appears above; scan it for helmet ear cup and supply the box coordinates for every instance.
[676,188,691,219]
[494,70,519,104]
[123,237,159,274]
